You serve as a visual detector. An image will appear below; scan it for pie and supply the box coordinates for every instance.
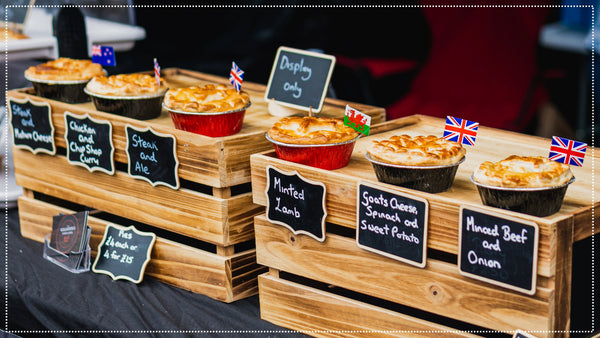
[1,27,28,40]
[25,58,105,82]
[473,155,573,188]
[85,73,167,96]
[268,116,359,145]
[367,134,465,166]
[163,84,250,113]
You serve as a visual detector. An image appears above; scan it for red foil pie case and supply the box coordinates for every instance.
[266,133,360,170]
[164,102,250,137]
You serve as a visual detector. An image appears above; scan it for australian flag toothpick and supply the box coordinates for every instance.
[443,116,478,146]
[92,45,116,66]
[229,61,244,92]
[549,136,587,167]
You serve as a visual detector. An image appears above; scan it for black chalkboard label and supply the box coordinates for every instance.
[459,206,539,295]
[64,112,115,175]
[265,46,336,113]
[513,330,538,338]
[265,165,327,242]
[125,124,179,190]
[92,224,156,284]
[356,182,429,268]
[8,97,56,155]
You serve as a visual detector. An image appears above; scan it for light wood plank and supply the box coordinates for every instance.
[548,217,574,335]
[259,273,483,338]
[255,215,552,332]
[13,150,261,245]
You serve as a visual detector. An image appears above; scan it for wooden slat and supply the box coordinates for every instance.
[13,149,259,246]
[7,68,385,188]
[250,115,599,277]
[548,217,574,335]
[255,215,552,332]
[259,272,483,338]
[17,195,257,302]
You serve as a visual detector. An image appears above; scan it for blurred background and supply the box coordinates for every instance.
[3,1,598,146]
[3,0,598,147]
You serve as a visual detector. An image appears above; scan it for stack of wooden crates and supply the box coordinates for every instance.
[8,68,386,303]
[250,114,598,336]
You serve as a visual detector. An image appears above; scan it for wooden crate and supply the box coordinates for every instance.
[18,191,263,302]
[250,114,598,335]
[8,68,386,302]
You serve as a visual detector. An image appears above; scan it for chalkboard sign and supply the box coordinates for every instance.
[64,112,115,175]
[92,224,156,284]
[356,182,429,268]
[513,330,538,338]
[8,97,56,155]
[459,206,539,295]
[125,124,179,190]
[265,165,327,242]
[265,46,336,113]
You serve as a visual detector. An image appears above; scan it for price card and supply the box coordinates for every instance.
[125,124,179,190]
[356,182,429,268]
[459,206,539,295]
[265,46,336,113]
[265,165,327,242]
[92,224,156,284]
[8,97,55,155]
[64,112,115,175]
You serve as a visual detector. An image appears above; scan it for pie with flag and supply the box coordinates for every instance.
[473,155,573,188]
[24,57,105,81]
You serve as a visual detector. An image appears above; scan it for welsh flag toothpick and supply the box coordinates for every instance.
[344,105,370,136]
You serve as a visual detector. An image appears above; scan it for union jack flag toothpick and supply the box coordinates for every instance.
[154,58,161,87]
[229,61,244,92]
[443,116,478,146]
[549,136,587,167]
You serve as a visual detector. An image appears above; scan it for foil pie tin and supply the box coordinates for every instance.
[266,133,360,170]
[25,75,92,104]
[164,102,250,137]
[366,153,465,193]
[85,88,167,120]
[470,175,575,217]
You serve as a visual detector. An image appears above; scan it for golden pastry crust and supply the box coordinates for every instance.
[473,155,573,188]
[85,73,167,96]
[25,58,105,81]
[1,27,28,40]
[268,116,359,145]
[163,84,250,113]
[367,135,466,166]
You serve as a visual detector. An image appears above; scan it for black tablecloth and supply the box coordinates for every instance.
[3,206,599,337]
[3,207,306,338]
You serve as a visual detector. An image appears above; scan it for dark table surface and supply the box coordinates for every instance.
[3,205,598,338]
[2,207,309,338]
